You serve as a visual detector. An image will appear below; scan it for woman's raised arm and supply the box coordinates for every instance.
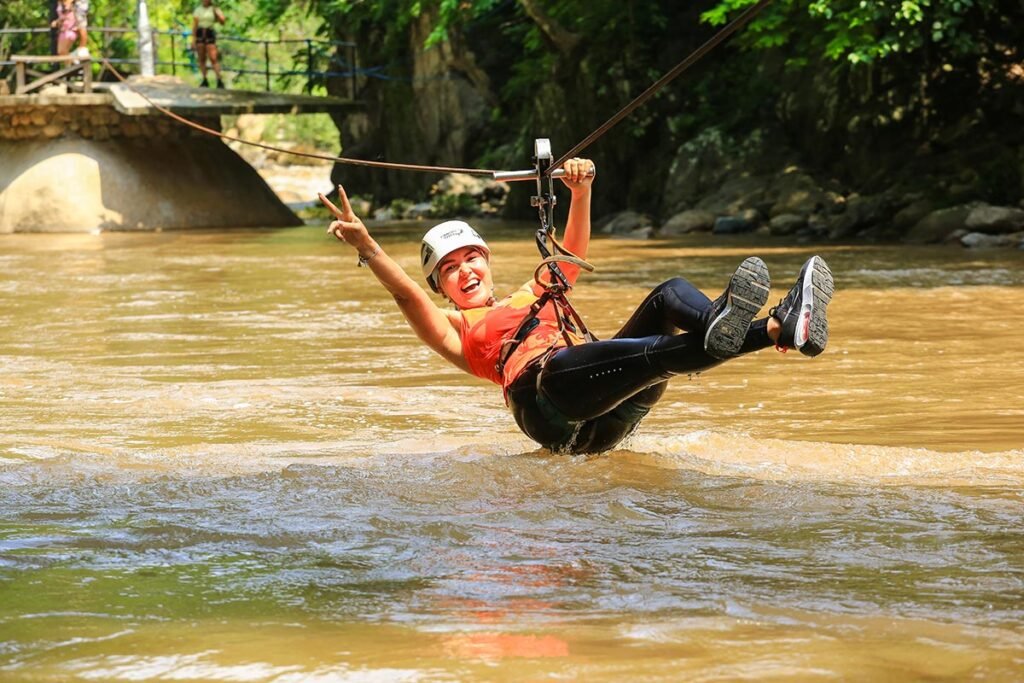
[319,188,468,371]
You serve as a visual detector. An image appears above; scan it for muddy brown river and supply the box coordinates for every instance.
[1,224,1022,680]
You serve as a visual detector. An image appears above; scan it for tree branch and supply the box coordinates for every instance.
[518,0,580,55]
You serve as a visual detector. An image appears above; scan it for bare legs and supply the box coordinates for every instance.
[196,43,223,86]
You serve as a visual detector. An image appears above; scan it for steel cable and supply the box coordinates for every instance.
[99,59,498,177]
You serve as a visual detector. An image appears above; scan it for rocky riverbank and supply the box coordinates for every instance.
[227,115,1024,250]
[349,160,1024,250]
[628,126,1024,249]
[356,122,1019,250]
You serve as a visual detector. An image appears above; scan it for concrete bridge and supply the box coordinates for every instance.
[0,19,363,233]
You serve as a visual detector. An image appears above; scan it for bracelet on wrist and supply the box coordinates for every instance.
[357,245,381,268]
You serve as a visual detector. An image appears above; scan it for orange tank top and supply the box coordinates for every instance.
[459,288,585,390]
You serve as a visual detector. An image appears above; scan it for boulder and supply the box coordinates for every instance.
[944,228,969,244]
[662,128,734,213]
[660,209,715,235]
[404,202,433,219]
[828,193,891,240]
[695,174,771,215]
[960,232,1016,248]
[738,207,763,226]
[622,226,655,240]
[431,173,508,201]
[233,114,267,143]
[905,204,976,243]
[768,171,829,217]
[712,215,756,235]
[892,198,935,231]
[964,204,1024,234]
[769,213,806,236]
[429,173,508,216]
[598,210,654,235]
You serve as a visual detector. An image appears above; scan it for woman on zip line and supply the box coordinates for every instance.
[319,158,834,454]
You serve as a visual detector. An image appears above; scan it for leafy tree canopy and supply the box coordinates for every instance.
[703,0,1005,66]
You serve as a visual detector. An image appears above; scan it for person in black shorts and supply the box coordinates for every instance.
[191,0,226,88]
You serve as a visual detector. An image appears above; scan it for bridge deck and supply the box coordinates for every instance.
[108,77,362,116]
[0,76,361,116]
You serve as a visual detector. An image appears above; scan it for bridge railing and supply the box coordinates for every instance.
[0,27,357,98]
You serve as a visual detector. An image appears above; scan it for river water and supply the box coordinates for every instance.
[1,224,1022,681]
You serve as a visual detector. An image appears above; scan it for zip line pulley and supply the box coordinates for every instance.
[491,140,598,377]
[491,139,595,292]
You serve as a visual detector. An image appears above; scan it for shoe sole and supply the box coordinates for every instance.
[795,256,834,357]
[704,256,771,359]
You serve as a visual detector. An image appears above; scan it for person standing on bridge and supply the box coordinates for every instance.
[73,0,89,56]
[51,0,79,56]
[192,0,226,89]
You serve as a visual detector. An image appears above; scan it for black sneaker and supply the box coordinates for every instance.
[216,80,225,89]
[704,256,771,359]
[199,78,209,88]
[771,255,834,357]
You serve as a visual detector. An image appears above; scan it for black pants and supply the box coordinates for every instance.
[507,277,773,453]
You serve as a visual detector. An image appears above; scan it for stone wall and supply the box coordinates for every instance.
[0,102,218,143]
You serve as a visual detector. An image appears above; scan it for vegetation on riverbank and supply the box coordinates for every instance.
[304,0,1023,245]
[4,1,1022,244]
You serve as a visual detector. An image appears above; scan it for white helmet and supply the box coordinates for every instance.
[420,220,490,293]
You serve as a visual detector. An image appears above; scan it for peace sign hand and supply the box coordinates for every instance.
[319,185,374,256]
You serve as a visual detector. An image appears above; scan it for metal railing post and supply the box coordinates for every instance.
[264,40,270,91]
[170,32,176,76]
[138,0,155,76]
[306,39,312,93]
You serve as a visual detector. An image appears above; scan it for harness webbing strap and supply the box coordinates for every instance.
[494,254,597,378]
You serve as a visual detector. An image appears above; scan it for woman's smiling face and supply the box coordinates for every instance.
[437,246,494,309]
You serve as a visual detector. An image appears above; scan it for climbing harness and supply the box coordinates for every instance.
[493,139,598,377]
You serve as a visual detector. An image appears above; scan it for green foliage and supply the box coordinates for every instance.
[5,0,1017,208]
[0,0,40,28]
[388,197,413,216]
[261,112,339,150]
[0,0,46,62]
[702,0,998,65]
[429,192,477,218]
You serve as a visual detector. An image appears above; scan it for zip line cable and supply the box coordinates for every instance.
[99,60,498,177]
[100,0,771,180]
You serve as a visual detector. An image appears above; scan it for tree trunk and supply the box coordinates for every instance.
[517,0,579,55]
